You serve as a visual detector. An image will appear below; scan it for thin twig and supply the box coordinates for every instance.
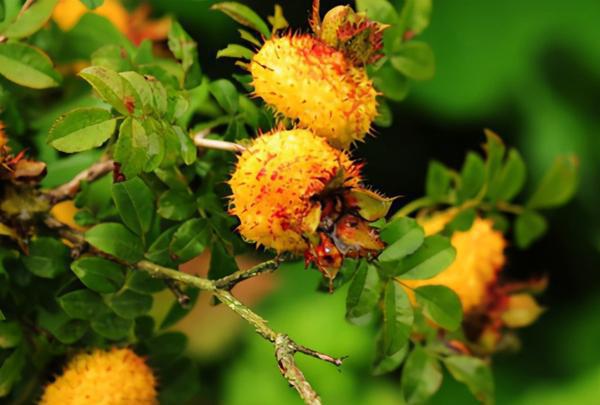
[214,254,289,290]
[135,259,344,404]
[46,159,114,203]
[193,131,246,153]
[165,280,191,307]
[393,196,433,218]
[295,344,346,367]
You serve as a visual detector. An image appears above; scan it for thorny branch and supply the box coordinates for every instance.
[45,159,114,203]
[136,260,343,405]
[214,253,291,290]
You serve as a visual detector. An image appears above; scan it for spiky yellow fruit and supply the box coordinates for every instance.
[250,34,378,149]
[52,0,128,32]
[40,348,157,405]
[229,129,360,253]
[405,213,507,313]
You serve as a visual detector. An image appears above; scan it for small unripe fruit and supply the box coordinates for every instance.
[40,348,157,405]
[250,35,378,149]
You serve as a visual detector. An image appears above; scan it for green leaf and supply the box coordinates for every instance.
[81,0,104,10]
[238,28,261,46]
[0,1,20,32]
[396,235,456,279]
[119,71,154,115]
[168,21,197,73]
[126,270,165,294]
[209,79,239,114]
[85,222,144,263]
[48,107,116,153]
[172,125,196,165]
[134,315,155,340]
[415,285,463,330]
[489,149,526,202]
[170,218,211,263]
[160,287,200,329]
[445,208,476,233]
[0,310,4,321]
[391,41,435,81]
[401,345,443,404]
[514,210,548,249]
[398,0,432,36]
[112,177,154,236]
[483,129,506,189]
[346,262,381,325]
[139,118,164,172]
[374,97,393,127]
[372,335,408,376]
[71,256,126,294]
[372,61,409,101]
[114,117,149,178]
[1,0,58,39]
[0,322,22,349]
[487,212,509,233]
[133,40,154,64]
[217,44,255,60]
[157,189,196,221]
[0,42,61,88]
[79,65,136,115]
[526,155,579,209]
[137,63,180,89]
[444,356,494,404]
[108,289,153,319]
[22,237,69,278]
[145,225,178,266]
[208,240,239,280]
[211,2,270,38]
[159,125,182,168]
[146,76,168,115]
[0,346,25,397]
[147,332,188,365]
[356,0,399,24]
[267,4,288,32]
[169,218,211,263]
[379,218,425,263]
[382,282,413,356]
[425,160,452,202]
[58,289,109,320]
[166,91,190,122]
[91,312,132,340]
[37,309,88,344]
[457,152,486,202]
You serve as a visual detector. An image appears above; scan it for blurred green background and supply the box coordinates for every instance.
[146,0,600,403]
